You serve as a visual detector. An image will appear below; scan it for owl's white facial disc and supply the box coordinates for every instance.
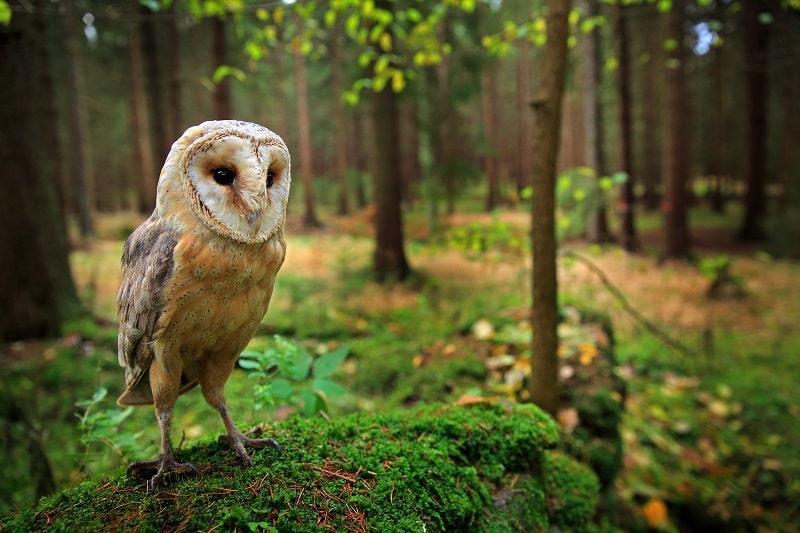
[177,123,291,244]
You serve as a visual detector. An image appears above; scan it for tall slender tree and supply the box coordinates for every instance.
[62,0,94,237]
[0,4,82,341]
[738,0,769,241]
[371,0,410,281]
[129,2,157,214]
[529,0,571,416]
[582,0,613,243]
[293,28,321,228]
[662,0,691,258]
[615,2,640,251]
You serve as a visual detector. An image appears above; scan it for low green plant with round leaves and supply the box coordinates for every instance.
[239,336,349,418]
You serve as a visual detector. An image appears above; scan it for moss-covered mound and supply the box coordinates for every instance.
[1,403,599,532]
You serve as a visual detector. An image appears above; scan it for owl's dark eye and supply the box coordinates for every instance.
[267,170,274,188]
[212,167,235,186]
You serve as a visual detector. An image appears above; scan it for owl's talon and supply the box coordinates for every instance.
[127,456,199,492]
[219,433,282,465]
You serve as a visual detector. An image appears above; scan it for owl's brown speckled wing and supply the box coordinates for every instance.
[116,215,178,405]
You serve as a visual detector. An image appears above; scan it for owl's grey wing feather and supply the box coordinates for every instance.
[116,215,178,406]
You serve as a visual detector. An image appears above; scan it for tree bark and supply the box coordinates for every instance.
[129,2,158,214]
[293,35,321,228]
[529,0,571,416]
[583,0,613,243]
[481,63,499,211]
[165,2,183,140]
[330,29,350,215]
[640,3,662,212]
[212,16,232,119]
[738,0,769,241]
[0,5,82,341]
[662,0,691,258]
[516,38,533,194]
[62,0,94,237]
[371,80,410,281]
[615,3,640,252]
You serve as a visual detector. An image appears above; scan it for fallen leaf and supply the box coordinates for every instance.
[642,498,669,527]
[455,394,500,406]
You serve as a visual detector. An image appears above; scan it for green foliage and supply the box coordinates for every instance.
[698,254,732,282]
[75,387,144,462]
[0,1,10,26]
[0,403,599,532]
[239,336,349,418]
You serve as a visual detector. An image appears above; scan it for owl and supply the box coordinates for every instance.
[116,120,291,491]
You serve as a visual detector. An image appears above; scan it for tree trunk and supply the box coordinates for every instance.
[481,62,499,211]
[330,30,350,215]
[62,0,94,237]
[140,5,169,166]
[616,3,640,252]
[129,2,157,214]
[529,0,571,416]
[165,2,183,141]
[212,16,232,119]
[370,1,409,281]
[0,6,82,341]
[662,0,691,259]
[583,0,613,243]
[293,36,321,228]
[738,0,769,241]
[371,81,410,281]
[641,4,662,212]
[516,38,533,193]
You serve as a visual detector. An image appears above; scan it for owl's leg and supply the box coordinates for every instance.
[128,360,198,491]
[198,362,281,466]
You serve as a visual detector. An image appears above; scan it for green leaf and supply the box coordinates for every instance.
[284,348,312,381]
[300,390,323,417]
[238,358,262,370]
[267,378,294,399]
[212,65,246,84]
[313,378,347,399]
[0,1,11,25]
[312,346,349,379]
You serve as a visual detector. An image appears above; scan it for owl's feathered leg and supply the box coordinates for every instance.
[198,361,281,465]
[128,360,199,491]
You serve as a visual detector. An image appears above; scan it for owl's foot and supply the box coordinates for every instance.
[127,455,199,492]
[219,430,282,467]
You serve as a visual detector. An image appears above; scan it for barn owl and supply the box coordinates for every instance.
[116,120,291,491]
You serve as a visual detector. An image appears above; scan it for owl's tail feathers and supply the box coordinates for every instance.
[117,379,199,406]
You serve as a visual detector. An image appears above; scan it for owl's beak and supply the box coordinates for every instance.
[246,209,262,235]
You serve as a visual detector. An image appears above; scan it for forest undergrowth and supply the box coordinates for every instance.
[1,207,798,531]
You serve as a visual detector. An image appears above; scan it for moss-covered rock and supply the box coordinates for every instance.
[1,403,598,532]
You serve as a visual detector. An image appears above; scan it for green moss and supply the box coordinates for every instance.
[1,403,599,532]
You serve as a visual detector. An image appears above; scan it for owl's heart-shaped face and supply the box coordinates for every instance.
[161,121,291,244]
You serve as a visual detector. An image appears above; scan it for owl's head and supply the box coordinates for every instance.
[158,120,291,244]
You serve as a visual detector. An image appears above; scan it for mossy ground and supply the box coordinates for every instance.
[1,403,599,532]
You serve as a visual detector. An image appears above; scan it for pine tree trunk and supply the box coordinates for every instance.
[481,64,499,211]
[62,0,94,237]
[293,36,321,228]
[662,0,691,258]
[165,2,183,140]
[212,16,232,119]
[529,0,571,416]
[516,39,533,193]
[371,0,409,281]
[0,6,82,341]
[616,3,640,252]
[738,0,769,241]
[129,3,158,214]
[583,0,613,243]
[330,30,350,215]
[371,81,410,281]
[641,5,662,212]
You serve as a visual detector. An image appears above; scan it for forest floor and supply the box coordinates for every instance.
[2,206,798,531]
